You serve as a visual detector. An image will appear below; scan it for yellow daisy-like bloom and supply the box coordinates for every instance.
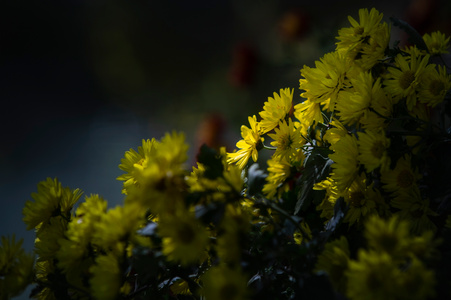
[90,252,122,300]
[201,264,249,300]
[381,154,421,197]
[423,31,450,55]
[117,138,158,194]
[323,119,348,149]
[336,8,390,70]
[346,249,415,300]
[293,99,324,128]
[92,203,144,255]
[123,132,189,214]
[0,235,34,300]
[187,147,244,201]
[262,155,292,199]
[342,174,379,226]
[268,119,304,161]
[259,88,294,134]
[391,186,438,235]
[23,177,83,230]
[314,236,350,293]
[57,194,107,275]
[357,129,390,172]
[419,65,451,107]
[35,216,67,262]
[227,115,264,169]
[364,215,411,259]
[158,209,209,266]
[337,72,390,128]
[299,51,353,110]
[314,176,340,222]
[384,48,434,110]
[359,86,393,130]
[216,204,250,264]
[329,134,360,191]
[399,257,436,300]
[156,131,190,172]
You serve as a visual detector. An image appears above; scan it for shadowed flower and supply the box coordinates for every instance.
[228,115,264,169]
[22,178,83,230]
[259,88,294,134]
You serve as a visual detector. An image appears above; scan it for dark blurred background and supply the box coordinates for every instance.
[1,0,450,298]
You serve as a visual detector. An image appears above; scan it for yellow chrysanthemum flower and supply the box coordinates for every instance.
[391,186,438,235]
[357,129,390,172]
[359,85,393,130]
[201,264,250,300]
[90,252,122,300]
[342,174,379,226]
[92,203,145,254]
[259,88,294,134]
[262,155,292,199]
[399,257,436,300]
[381,154,421,197]
[122,132,189,214]
[158,209,209,266]
[419,64,451,107]
[336,8,390,70]
[117,138,158,194]
[337,72,391,129]
[22,177,83,230]
[117,132,188,197]
[314,176,339,222]
[423,31,450,55]
[216,204,250,264]
[323,119,348,149]
[299,51,353,110]
[384,48,435,110]
[350,242,436,300]
[329,134,360,191]
[364,215,411,258]
[227,115,264,169]
[0,235,34,300]
[314,236,350,292]
[57,194,107,275]
[35,216,67,262]
[268,119,304,161]
[293,99,324,128]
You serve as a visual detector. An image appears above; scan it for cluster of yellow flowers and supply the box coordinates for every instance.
[2,7,451,300]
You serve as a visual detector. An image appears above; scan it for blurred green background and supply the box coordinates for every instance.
[1,0,450,298]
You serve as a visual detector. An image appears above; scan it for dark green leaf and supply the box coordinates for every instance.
[196,144,224,179]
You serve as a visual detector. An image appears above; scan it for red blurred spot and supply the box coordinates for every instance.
[228,42,256,88]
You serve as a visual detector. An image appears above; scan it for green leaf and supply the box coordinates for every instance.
[295,148,333,215]
[196,144,224,179]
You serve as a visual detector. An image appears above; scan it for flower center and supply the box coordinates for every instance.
[178,224,196,244]
[349,191,365,207]
[396,169,415,189]
[399,70,415,90]
[279,134,293,150]
[354,26,364,36]
[429,79,445,96]
[370,141,385,159]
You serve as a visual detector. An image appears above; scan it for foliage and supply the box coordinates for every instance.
[3,7,451,300]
